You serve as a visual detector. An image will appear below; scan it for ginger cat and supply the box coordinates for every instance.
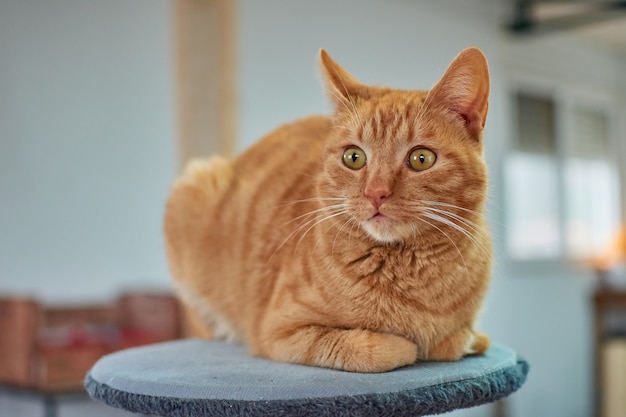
[165,47,492,373]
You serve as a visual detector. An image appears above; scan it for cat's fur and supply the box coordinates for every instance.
[165,48,492,373]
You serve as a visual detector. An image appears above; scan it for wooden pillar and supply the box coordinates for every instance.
[173,0,236,168]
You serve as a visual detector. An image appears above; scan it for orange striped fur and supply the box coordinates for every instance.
[165,48,493,372]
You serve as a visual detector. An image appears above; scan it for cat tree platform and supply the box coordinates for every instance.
[84,339,528,417]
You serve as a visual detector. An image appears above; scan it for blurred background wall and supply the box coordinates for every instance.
[1,0,626,416]
[0,0,176,302]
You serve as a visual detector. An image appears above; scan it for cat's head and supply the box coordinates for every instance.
[317,48,490,244]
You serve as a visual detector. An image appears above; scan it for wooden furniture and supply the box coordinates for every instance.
[0,292,181,392]
[174,0,237,164]
[593,286,626,417]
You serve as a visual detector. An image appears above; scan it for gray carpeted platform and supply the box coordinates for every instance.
[85,339,528,417]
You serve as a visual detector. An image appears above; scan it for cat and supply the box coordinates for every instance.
[164,47,492,373]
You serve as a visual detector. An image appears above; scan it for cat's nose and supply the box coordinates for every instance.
[364,186,391,210]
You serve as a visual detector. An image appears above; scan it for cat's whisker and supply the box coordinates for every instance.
[416,216,469,273]
[330,124,354,132]
[296,206,347,228]
[418,86,438,121]
[347,98,364,131]
[326,80,364,132]
[419,206,482,234]
[281,207,347,245]
[330,219,347,258]
[311,216,347,255]
[415,200,493,253]
[414,95,432,132]
[331,217,357,258]
[280,203,349,227]
[421,211,472,242]
[277,197,345,208]
[295,210,349,250]
[420,210,492,259]
[266,206,348,265]
[347,216,359,248]
[416,199,483,217]
[417,200,498,255]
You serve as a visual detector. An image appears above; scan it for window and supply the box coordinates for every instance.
[505,90,621,262]
[505,94,561,259]
[564,107,621,259]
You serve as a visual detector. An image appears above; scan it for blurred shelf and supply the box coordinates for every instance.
[594,288,626,417]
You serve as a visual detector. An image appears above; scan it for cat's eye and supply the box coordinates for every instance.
[342,146,366,170]
[408,148,437,171]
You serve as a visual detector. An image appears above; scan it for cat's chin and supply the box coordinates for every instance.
[361,215,404,244]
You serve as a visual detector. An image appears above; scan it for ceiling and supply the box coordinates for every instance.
[573,16,626,53]
[508,1,626,54]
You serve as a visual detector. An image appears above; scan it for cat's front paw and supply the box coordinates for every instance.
[464,331,490,356]
[264,326,417,373]
[357,332,418,372]
[427,329,490,361]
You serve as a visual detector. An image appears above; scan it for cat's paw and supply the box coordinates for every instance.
[356,332,418,373]
[310,329,418,373]
[428,329,489,361]
[464,331,490,356]
[265,327,417,373]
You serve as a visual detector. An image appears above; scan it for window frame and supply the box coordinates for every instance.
[503,74,623,271]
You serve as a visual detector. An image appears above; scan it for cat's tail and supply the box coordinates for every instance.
[164,156,234,283]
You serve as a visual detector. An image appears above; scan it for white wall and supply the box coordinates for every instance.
[236,1,626,416]
[237,0,500,149]
[0,0,176,303]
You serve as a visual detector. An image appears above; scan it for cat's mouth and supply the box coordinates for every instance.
[368,212,393,225]
[371,212,386,220]
[362,212,401,243]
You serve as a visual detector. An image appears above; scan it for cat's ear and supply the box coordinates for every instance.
[426,47,490,140]
[319,49,366,110]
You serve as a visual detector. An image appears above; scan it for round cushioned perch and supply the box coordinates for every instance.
[84,339,529,417]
